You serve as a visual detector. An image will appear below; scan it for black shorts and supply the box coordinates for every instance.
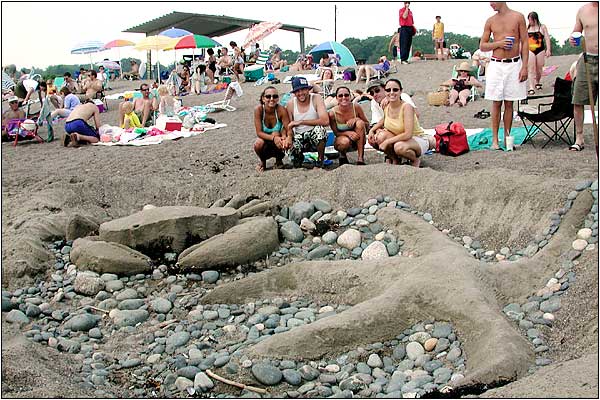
[392,46,398,58]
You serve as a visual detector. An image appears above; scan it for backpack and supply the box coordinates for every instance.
[343,68,356,81]
[434,121,469,156]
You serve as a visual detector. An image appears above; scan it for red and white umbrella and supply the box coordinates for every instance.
[242,21,282,49]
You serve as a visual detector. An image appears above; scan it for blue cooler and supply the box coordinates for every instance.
[244,64,265,82]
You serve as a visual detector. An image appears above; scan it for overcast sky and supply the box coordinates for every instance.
[1,1,587,69]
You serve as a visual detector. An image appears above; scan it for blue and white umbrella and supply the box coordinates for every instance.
[160,28,193,38]
[71,40,106,69]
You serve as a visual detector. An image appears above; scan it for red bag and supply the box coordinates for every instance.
[434,121,469,156]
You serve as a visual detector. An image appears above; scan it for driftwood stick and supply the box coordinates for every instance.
[84,305,109,314]
[156,319,178,328]
[205,369,267,394]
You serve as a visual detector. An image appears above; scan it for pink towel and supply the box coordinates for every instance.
[542,65,558,77]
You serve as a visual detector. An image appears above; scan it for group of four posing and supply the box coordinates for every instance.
[253,76,433,172]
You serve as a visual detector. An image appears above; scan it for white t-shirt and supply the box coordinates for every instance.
[370,93,416,125]
[97,72,108,82]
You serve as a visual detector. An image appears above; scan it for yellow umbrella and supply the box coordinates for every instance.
[134,35,176,79]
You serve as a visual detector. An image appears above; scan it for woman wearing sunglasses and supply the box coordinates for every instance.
[328,86,369,166]
[253,86,291,172]
[368,78,430,167]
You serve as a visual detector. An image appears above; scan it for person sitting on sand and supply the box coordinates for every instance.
[82,70,103,100]
[191,65,209,95]
[355,56,391,86]
[328,86,369,166]
[121,101,142,129]
[368,79,432,167]
[1,96,26,141]
[63,100,101,147]
[253,86,292,172]
[118,83,156,128]
[313,67,335,95]
[157,85,177,117]
[178,65,191,93]
[50,86,81,119]
[286,77,329,168]
[271,48,287,70]
[440,61,483,107]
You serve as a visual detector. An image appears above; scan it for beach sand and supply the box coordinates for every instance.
[1,54,597,397]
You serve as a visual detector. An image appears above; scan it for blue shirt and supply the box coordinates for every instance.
[64,93,80,110]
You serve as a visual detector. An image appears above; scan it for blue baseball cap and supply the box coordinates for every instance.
[291,76,312,92]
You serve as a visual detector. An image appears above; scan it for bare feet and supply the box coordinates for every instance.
[412,158,421,168]
[256,163,266,173]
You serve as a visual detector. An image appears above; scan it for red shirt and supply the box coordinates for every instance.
[399,6,414,27]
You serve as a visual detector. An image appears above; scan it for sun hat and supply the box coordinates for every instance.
[8,96,19,103]
[457,61,472,72]
[366,80,384,92]
[291,76,312,92]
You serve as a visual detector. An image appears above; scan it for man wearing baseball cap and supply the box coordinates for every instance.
[2,96,26,141]
[285,77,329,168]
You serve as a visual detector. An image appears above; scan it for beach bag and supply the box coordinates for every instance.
[343,68,356,81]
[427,89,449,106]
[434,121,469,156]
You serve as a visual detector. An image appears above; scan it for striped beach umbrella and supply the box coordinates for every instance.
[163,34,221,50]
[243,21,282,49]
[71,40,106,69]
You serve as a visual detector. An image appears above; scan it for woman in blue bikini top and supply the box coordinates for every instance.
[253,86,292,172]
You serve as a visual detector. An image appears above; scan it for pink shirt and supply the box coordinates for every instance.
[399,7,414,27]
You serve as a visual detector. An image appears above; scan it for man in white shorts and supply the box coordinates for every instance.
[480,2,528,150]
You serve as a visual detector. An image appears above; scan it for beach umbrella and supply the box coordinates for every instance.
[102,40,135,73]
[103,39,135,49]
[96,60,121,70]
[164,34,221,50]
[71,40,106,69]
[308,41,357,67]
[160,28,193,38]
[2,70,15,92]
[243,21,282,49]
[135,35,175,80]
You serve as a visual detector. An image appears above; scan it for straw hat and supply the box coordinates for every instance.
[457,61,471,72]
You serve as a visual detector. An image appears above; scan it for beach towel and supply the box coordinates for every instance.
[466,127,537,151]
[93,123,227,146]
[542,65,558,77]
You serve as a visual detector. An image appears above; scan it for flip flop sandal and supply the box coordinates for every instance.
[356,161,366,166]
[535,84,543,90]
[528,89,535,96]
[569,143,584,151]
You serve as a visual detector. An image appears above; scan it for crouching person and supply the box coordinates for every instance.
[63,100,101,147]
[253,86,291,172]
[285,77,329,168]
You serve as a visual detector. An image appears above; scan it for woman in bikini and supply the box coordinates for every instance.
[253,86,291,172]
[441,61,483,107]
[527,12,552,95]
[368,79,431,167]
[328,86,369,166]
[206,48,217,84]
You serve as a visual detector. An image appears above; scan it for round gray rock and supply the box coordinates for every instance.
[251,362,283,385]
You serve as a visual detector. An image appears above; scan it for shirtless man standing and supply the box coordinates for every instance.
[480,2,528,150]
[63,100,101,147]
[569,2,598,152]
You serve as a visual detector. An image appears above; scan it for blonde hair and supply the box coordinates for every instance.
[122,101,134,113]
[157,85,169,97]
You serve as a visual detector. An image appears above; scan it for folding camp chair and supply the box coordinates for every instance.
[451,65,481,102]
[206,82,243,112]
[4,97,54,146]
[517,77,575,148]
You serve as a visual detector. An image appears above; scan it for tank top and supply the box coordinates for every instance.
[333,104,357,131]
[293,94,319,134]
[262,106,282,134]
[383,102,424,137]
[433,22,444,39]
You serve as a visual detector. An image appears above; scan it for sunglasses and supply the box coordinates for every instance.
[368,87,381,95]
[337,93,351,98]
[264,94,279,99]
[141,88,150,91]
[385,87,400,93]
